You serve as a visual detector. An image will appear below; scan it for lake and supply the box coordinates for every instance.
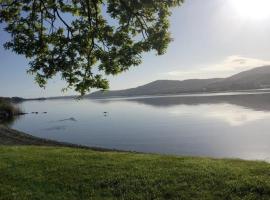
[10,92,270,161]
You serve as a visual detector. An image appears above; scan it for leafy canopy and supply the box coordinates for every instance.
[0,0,183,95]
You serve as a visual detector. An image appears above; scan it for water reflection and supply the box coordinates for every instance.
[10,92,270,160]
[169,104,270,126]
[0,115,19,126]
[95,93,270,126]
[122,93,270,111]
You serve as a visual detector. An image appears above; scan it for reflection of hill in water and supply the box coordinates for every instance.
[123,93,270,111]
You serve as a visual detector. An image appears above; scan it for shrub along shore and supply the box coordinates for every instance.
[0,99,21,119]
[0,99,28,127]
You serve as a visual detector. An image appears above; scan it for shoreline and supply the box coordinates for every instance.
[0,125,120,152]
[2,125,270,162]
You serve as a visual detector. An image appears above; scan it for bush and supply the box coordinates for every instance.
[0,99,20,119]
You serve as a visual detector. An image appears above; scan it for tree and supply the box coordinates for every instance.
[0,0,183,95]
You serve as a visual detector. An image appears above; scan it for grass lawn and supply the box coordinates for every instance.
[0,146,270,200]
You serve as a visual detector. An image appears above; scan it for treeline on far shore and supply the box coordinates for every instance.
[0,97,25,103]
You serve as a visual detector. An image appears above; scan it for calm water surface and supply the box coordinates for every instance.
[11,92,270,161]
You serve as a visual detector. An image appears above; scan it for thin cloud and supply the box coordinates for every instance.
[164,56,270,80]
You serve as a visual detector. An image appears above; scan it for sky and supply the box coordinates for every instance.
[1,0,270,98]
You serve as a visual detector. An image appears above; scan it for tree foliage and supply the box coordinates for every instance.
[0,0,183,95]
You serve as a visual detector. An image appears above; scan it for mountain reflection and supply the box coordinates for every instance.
[95,93,270,126]
[121,93,270,111]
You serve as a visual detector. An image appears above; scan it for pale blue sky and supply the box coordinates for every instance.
[1,0,270,98]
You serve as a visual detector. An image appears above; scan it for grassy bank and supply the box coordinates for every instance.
[0,146,270,200]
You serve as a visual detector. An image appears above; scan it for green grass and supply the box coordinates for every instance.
[0,146,270,200]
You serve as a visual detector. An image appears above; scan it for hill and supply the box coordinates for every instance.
[206,66,270,91]
[88,65,270,98]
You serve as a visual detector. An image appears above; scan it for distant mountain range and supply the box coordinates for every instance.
[87,65,270,98]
